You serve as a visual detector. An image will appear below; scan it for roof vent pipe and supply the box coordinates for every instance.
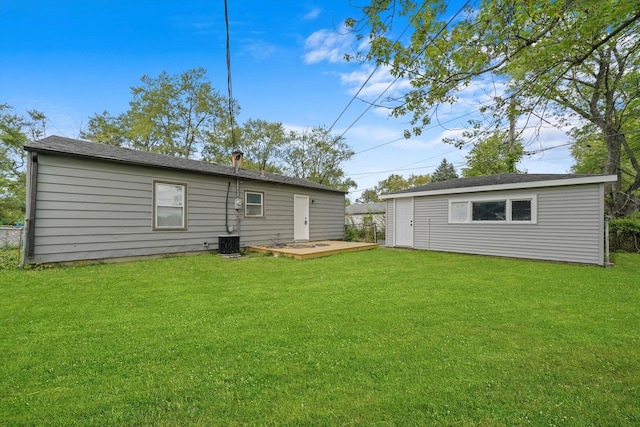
[231,151,244,172]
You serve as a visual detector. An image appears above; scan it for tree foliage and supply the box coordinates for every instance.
[280,126,356,191]
[571,121,640,213]
[462,131,524,177]
[431,158,458,182]
[369,172,431,200]
[347,0,640,216]
[204,118,287,173]
[0,105,47,223]
[81,69,356,191]
[82,68,231,158]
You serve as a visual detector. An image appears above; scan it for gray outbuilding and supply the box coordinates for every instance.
[22,136,346,265]
[380,173,617,265]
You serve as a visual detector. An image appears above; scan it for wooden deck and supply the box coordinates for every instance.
[248,240,378,260]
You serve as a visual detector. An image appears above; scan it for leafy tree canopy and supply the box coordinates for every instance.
[372,172,431,199]
[462,131,524,177]
[347,0,640,216]
[0,105,47,223]
[82,69,356,191]
[203,118,287,174]
[82,68,231,158]
[280,126,357,192]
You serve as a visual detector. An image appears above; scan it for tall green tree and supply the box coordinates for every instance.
[203,118,287,173]
[82,68,232,158]
[571,121,640,212]
[431,158,459,182]
[280,126,356,191]
[356,188,380,203]
[347,0,640,216]
[462,131,524,177]
[406,173,431,188]
[374,173,407,196]
[0,105,47,223]
[374,172,431,197]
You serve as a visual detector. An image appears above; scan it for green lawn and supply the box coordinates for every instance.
[1,249,639,425]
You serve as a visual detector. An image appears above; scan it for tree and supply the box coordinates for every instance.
[81,111,127,146]
[280,126,356,191]
[374,172,431,197]
[462,131,524,177]
[347,0,640,216]
[203,118,287,173]
[571,121,640,213]
[82,68,231,158]
[357,188,380,203]
[431,158,458,182]
[406,173,431,187]
[0,105,47,223]
[375,173,410,196]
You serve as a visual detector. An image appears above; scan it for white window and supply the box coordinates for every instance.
[450,201,469,223]
[153,181,187,230]
[449,195,536,224]
[245,191,264,217]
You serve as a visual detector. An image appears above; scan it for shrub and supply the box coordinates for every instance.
[609,213,640,253]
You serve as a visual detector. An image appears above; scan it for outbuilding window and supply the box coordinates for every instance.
[449,195,536,224]
[153,181,187,230]
[245,191,264,217]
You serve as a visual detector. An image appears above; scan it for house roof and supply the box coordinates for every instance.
[24,136,346,193]
[345,202,386,215]
[379,173,618,199]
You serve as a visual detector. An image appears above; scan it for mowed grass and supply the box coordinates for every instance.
[1,249,639,426]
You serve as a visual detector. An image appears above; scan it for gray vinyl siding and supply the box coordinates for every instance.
[29,154,344,264]
[408,185,605,265]
[385,200,395,247]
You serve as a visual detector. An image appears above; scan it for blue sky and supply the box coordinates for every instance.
[0,1,575,200]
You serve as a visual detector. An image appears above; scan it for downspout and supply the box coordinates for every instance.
[235,177,241,236]
[605,219,611,267]
[225,181,231,233]
[22,152,38,267]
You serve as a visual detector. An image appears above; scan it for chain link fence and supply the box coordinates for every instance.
[0,227,23,248]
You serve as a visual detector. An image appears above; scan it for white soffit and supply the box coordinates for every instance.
[379,175,618,199]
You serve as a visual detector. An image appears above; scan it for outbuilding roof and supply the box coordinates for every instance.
[345,202,386,215]
[24,135,346,193]
[380,173,617,199]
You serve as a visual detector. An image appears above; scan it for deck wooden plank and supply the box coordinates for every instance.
[248,240,378,260]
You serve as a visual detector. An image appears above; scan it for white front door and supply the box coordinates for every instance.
[395,198,414,247]
[294,195,309,241]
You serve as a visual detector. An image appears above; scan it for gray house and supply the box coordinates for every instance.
[22,136,346,265]
[380,173,617,265]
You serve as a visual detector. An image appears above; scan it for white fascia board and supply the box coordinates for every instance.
[379,175,618,199]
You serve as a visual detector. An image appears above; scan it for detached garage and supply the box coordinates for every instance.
[380,174,617,266]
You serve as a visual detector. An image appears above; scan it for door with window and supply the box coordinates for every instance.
[294,195,309,242]
[395,198,414,247]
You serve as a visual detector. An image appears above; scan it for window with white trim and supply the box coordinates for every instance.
[153,181,187,230]
[245,191,264,217]
[449,195,536,223]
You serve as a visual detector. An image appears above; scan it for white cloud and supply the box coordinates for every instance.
[303,7,321,21]
[303,29,353,64]
[240,38,276,60]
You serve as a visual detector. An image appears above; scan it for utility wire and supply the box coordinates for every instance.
[326,1,431,134]
[334,0,471,143]
[224,0,237,150]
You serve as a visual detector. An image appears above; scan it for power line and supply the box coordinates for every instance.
[326,1,430,134]
[223,0,237,150]
[331,1,471,143]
